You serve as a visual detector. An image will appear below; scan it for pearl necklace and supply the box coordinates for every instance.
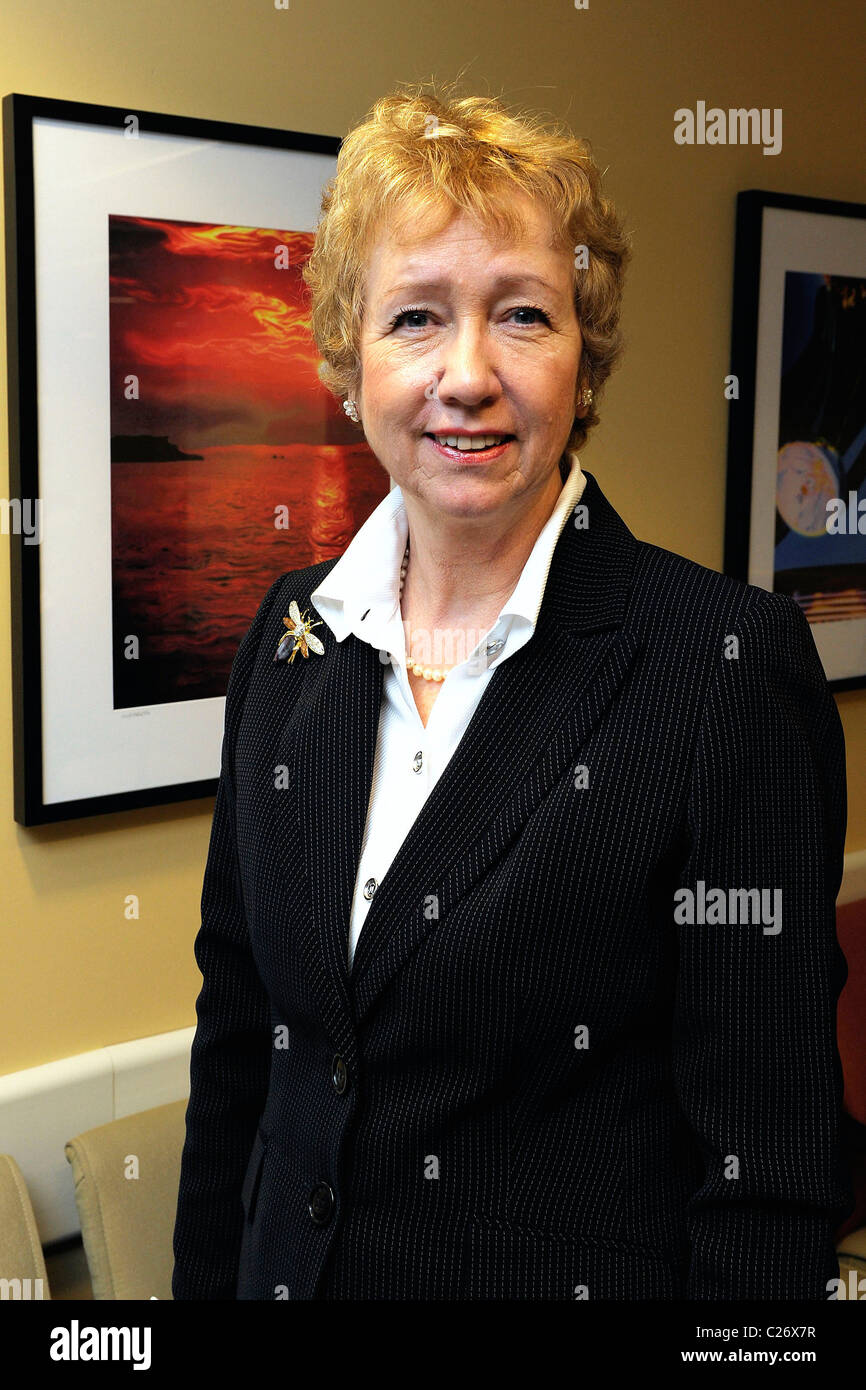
[398,537,450,683]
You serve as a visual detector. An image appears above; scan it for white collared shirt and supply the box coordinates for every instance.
[310,450,588,969]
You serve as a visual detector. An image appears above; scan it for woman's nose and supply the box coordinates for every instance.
[435,322,501,402]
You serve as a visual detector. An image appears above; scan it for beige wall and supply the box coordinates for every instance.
[2,0,865,1074]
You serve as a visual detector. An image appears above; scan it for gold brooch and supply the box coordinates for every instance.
[274,600,325,663]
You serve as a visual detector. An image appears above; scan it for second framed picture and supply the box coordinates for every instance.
[726,188,866,690]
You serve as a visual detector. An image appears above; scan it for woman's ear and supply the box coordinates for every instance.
[575,380,593,418]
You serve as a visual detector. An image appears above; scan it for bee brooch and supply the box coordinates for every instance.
[274,600,325,663]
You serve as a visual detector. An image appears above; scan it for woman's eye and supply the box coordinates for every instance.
[389,304,552,330]
[510,305,551,326]
[391,308,430,329]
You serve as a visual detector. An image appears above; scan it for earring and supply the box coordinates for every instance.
[578,386,593,409]
[343,398,360,423]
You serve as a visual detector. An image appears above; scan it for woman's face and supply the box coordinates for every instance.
[355,192,585,523]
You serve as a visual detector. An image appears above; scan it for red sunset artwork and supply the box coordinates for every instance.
[108,215,386,709]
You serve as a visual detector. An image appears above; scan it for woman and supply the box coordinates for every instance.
[172,84,852,1300]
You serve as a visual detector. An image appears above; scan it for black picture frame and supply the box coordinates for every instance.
[4,93,342,824]
[725,188,866,692]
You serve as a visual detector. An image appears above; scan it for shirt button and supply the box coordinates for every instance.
[332,1054,348,1094]
[486,637,506,656]
[308,1182,335,1225]
[363,877,377,900]
[413,750,423,773]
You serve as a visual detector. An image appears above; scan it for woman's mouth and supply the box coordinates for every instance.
[424,433,515,462]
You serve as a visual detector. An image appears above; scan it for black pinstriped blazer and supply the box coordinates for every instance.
[172,463,853,1300]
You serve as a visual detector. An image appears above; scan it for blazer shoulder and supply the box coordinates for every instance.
[629,536,805,646]
[245,556,342,638]
[253,554,341,615]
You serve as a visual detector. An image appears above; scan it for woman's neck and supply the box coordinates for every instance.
[399,463,564,630]
[398,462,564,673]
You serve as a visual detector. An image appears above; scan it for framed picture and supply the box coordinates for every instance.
[725,188,866,690]
[4,93,388,824]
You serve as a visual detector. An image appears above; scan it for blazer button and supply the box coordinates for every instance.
[332,1053,348,1094]
[308,1182,334,1225]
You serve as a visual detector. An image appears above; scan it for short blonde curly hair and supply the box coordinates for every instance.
[301,80,631,452]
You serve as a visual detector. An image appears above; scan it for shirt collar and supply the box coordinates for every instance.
[310,449,587,645]
[498,450,587,628]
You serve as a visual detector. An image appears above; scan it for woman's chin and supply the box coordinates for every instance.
[411,473,515,518]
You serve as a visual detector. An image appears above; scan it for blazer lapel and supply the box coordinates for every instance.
[278,469,641,1044]
[275,627,384,1065]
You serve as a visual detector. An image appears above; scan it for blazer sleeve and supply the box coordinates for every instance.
[172,573,285,1300]
[671,589,854,1300]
